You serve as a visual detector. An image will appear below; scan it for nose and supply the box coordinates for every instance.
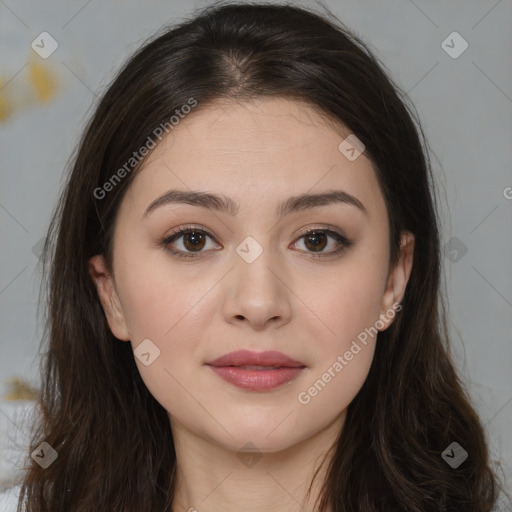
[222,243,293,331]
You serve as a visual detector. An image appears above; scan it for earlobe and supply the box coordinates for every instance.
[88,254,130,341]
[378,231,415,330]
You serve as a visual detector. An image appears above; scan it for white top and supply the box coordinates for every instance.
[0,484,23,511]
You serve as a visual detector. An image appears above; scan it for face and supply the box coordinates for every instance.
[89,97,414,453]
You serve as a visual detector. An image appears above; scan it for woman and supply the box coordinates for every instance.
[2,2,505,511]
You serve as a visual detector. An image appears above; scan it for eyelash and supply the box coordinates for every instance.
[159,224,353,259]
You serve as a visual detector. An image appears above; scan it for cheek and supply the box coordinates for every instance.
[116,262,206,421]
[300,289,379,395]
[316,259,386,348]
[294,253,386,414]
[115,240,205,341]
[113,244,226,365]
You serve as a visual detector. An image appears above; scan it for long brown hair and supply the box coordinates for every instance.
[19,2,504,510]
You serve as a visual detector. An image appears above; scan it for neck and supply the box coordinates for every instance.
[169,414,344,512]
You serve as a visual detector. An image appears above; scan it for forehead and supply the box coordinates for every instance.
[144,97,351,164]
[120,97,386,221]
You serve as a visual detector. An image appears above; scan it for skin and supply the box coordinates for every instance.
[89,97,414,512]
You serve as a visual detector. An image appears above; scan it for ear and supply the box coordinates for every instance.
[377,231,415,331]
[88,254,130,341]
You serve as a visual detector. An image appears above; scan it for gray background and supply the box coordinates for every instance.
[1,0,511,500]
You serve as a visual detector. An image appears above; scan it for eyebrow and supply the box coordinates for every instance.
[142,189,368,220]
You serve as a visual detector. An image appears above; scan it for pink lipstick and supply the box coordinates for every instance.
[206,350,306,391]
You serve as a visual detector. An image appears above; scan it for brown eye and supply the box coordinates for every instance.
[303,231,328,252]
[182,231,207,252]
[162,226,352,259]
[294,228,352,258]
[162,227,218,258]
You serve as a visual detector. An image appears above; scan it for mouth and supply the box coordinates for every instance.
[206,350,306,391]
[207,365,305,391]
[229,365,286,370]
[206,349,305,368]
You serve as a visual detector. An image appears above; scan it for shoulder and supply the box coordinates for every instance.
[0,484,23,511]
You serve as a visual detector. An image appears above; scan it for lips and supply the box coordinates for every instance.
[206,350,305,368]
[206,350,306,391]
